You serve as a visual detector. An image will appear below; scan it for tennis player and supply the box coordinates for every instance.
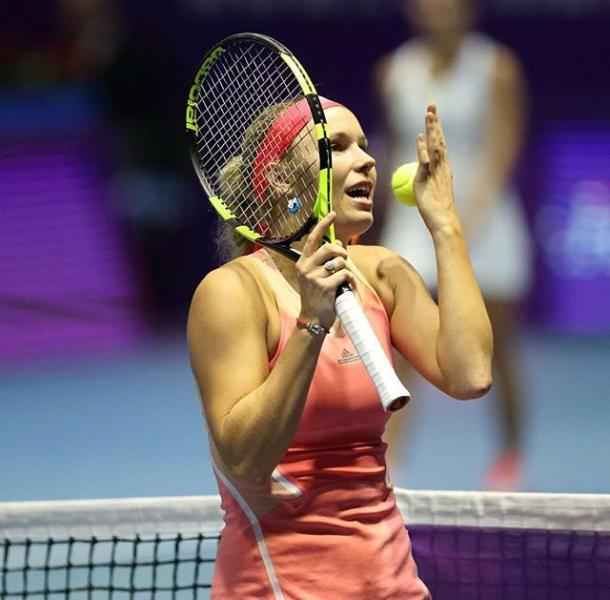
[188,102,493,598]
[375,0,532,490]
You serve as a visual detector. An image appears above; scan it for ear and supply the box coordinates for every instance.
[264,160,292,197]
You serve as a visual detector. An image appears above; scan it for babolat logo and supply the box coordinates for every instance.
[338,347,360,365]
[185,46,226,132]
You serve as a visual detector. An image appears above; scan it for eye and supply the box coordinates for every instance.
[330,141,343,152]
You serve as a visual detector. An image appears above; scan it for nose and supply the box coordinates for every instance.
[355,147,376,173]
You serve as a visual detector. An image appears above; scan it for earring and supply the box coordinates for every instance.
[287,197,302,214]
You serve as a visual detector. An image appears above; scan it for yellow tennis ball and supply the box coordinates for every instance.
[391,162,418,207]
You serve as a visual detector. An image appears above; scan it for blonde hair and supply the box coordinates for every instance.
[215,100,313,263]
[214,155,253,263]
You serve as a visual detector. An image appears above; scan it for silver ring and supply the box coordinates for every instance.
[324,259,337,274]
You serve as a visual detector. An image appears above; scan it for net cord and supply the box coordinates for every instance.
[2,490,610,540]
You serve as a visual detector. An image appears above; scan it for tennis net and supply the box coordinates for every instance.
[1,489,609,598]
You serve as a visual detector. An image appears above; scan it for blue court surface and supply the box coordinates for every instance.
[1,329,609,501]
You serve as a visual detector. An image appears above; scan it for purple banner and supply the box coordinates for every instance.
[529,122,610,333]
[0,88,149,364]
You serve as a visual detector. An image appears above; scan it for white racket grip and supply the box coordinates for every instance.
[335,290,410,412]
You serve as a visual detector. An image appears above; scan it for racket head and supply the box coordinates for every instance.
[186,33,336,257]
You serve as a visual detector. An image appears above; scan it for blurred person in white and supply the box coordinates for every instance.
[374,0,532,490]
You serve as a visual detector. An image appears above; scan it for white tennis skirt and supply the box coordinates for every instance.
[380,190,533,301]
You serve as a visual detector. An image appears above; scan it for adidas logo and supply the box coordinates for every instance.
[338,347,360,365]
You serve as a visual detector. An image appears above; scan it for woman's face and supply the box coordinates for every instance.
[405,0,474,38]
[325,106,376,241]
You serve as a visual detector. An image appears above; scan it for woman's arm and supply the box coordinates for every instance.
[460,45,527,237]
[368,105,493,399]
[188,265,324,482]
[188,213,355,483]
[430,217,493,398]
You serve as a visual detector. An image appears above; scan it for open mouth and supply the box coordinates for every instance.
[345,182,372,200]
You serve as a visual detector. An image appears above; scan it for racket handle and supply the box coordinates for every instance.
[335,288,410,412]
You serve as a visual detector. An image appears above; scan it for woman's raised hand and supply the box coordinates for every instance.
[413,104,460,234]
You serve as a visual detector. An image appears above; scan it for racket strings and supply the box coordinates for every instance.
[195,47,283,226]
[197,58,262,172]
[191,40,319,241]
[196,44,283,172]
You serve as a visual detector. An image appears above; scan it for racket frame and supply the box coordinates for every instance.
[186,32,334,259]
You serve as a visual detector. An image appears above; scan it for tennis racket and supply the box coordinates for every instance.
[186,32,409,411]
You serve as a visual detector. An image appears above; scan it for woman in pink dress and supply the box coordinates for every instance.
[188,101,493,599]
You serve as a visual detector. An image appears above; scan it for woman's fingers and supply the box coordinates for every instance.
[301,211,336,258]
[324,267,356,289]
[298,213,355,295]
[298,222,351,287]
[312,242,348,264]
[425,110,440,165]
[416,133,430,176]
[424,104,447,166]
[413,105,456,226]
[296,218,355,329]
[319,256,348,276]
[299,248,350,282]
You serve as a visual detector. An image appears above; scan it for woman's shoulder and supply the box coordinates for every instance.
[349,244,407,281]
[350,244,423,287]
[349,243,396,263]
[464,32,521,70]
[349,244,425,317]
[190,257,263,315]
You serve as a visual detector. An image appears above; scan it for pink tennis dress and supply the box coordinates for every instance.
[209,249,431,599]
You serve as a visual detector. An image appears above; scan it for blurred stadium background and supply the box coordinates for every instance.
[1,0,609,501]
